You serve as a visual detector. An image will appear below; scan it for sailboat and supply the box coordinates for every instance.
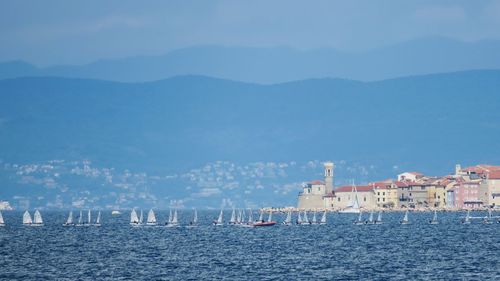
[374,211,383,224]
[311,212,317,224]
[320,210,327,225]
[33,210,43,226]
[236,209,242,224]
[339,182,361,213]
[0,210,4,226]
[187,209,198,227]
[430,210,438,225]
[94,211,101,226]
[130,209,140,226]
[213,209,223,226]
[258,210,264,222]
[146,209,157,226]
[76,210,84,226]
[167,209,179,227]
[139,210,143,225]
[353,212,364,225]
[247,209,254,226]
[366,211,374,224]
[229,208,236,225]
[297,211,303,225]
[283,211,292,225]
[254,210,276,227]
[461,210,471,224]
[483,208,493,224]
[303,211,309,224]
[86,210,91,227]
[400,210,409,225]
[23,210,33,225]
[63,211,74,226]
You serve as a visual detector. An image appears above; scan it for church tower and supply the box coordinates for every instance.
[324,162,334,194]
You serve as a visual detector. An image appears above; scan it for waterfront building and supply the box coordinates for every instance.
[478,170,500,207]
[297,162,334,209]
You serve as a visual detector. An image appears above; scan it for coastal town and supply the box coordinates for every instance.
[297,162,500,211]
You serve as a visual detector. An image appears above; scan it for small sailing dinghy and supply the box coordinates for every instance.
[320,210,327,225]
[353,212,364,225]
[94,211,101,227]
[63,211,74,226]
[187,209,198,227]
[76,210,84,226]
[23,210,33,226]
[374,212,383,224]
[483,209,493,224]
[303,211,310,224]
[339,182,361,213]
[130,209,140,226]
[167,209,179,227]
[283,211,292,225]
[86,210,91,227]
[366,211,374,224]
[254,210,276,227]
[0,210,5,226]
[257,210,264,223]
[430,210,438,225]
[213,209,224,226]
[297,211,303,225]
[146,209,158,226]
[311,212,317,224]
[400,210,410,225]
[33,210,43,226]
[139,210,143,225]
[461,210,471,224]
[229,208,236,225]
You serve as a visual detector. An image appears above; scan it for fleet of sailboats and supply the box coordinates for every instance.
[5,208,496,228]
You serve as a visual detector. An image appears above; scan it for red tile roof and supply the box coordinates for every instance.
[487,171,500,179]
[308,180,324,185]
[335,185,374,192]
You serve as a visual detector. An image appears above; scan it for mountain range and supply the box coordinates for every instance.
[1,37,500,83]
[1,70,500,209]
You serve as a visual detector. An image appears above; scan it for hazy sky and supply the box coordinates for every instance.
[1,0,500,65]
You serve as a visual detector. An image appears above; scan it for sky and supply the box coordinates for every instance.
[1,0,500,66]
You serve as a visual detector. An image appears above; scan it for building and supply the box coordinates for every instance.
[297,162,334,210]
[478,170,500,207]
[326,185,377,210]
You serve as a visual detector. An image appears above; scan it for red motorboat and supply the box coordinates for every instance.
[252,221,276,227]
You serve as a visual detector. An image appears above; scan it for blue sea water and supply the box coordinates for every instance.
[0,210,499,280]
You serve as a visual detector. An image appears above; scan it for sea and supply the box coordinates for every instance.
[0,210,498,280]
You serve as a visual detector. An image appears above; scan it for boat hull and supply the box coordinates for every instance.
[253,221,276,227]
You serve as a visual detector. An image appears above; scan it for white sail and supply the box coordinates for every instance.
[320,211,327,224]
[236,209,242,223]
[402,210,409,224]
[284,211,292,224]
[78,210,83,225]
[230,209,236,224]
[357,212,363,222]
[147,209,157,225]
[432,211,437,222]
[340,182,361,213]
[297,211,303,224]
[23,211,32,224]
[217,209,223,224]
[172,209,178,224]
[130,209,139,224]
[66,211,73,224]
[368,211,374,223]
[96,211,101,225]
[168,209,173,223]
[303,211,309,223]
[465,210,470,223]
[267,210,273,222]
[376,212,382,223]
[258,210,263,222]
[312,212,317,224]
[241,210,246,223]
[193,209,198,224]
[0,210,4,225]
[248,209,253,223]
[139,210,143,224]
[34,210,43,224]
[87,210,91,225]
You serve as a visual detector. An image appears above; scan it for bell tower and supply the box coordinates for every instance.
[324,162,334,194]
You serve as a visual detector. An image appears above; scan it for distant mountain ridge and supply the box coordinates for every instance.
[1,70,500,209]
[1,37,500,83]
